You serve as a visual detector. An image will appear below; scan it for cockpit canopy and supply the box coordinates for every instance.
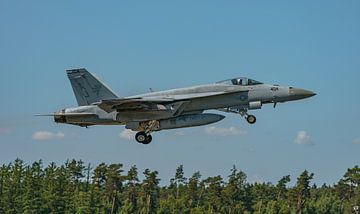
[216,77,263,86]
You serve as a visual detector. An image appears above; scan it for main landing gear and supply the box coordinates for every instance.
[134,120,159,144]
[135,132,152,144]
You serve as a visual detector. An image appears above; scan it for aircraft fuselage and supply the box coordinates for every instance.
[45,69,315,144]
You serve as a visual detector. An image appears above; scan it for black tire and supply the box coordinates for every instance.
[143,135,152,144]
[246,115,256,124]
[135,132,147,143]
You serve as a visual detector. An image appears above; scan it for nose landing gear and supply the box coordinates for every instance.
[239,109,256,124]
[221,108,257,124]
[246,114,256,124]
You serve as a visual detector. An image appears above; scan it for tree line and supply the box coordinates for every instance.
[0,159,359,214]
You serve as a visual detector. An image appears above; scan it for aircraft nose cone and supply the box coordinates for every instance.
[289,88,316,100]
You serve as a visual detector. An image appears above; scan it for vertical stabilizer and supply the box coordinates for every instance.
[66,68,118,106]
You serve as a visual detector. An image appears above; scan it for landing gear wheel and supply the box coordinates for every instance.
[143,135,152,145]
[135,132,147,144]
[135,132,153,144]
[246,115,256,124]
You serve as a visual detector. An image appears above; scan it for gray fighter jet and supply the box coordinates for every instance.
[41,68,315,144]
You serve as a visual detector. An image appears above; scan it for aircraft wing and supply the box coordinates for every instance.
[151,91,234,100]
[97,97,175,113]
[145,90,248,101]
[97,90,247,113]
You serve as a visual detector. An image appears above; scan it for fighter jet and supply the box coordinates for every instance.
[40,68,316,144]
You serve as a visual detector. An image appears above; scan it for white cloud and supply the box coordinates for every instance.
[353,138,360,145]
[119,129,136,140]
[204,126,246,136]
[294,130,314,145]
[32,131,65,141]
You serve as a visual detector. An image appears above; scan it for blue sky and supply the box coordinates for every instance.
[0,1,359,185]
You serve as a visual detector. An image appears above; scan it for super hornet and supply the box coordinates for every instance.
[40,68,316,144]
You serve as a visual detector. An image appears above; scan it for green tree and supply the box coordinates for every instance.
[3,159,25,214]
[291,170,314,214]
[41,162,69,213]
[0,159,359,214]
[251,182,276,214]
[335,165,360,212]
[90,162,108,213]
[276,175,290,200]
[22,161,44,213]
[104,163,124,214]
[122,165,140,213]
[0,164,10,213]
[186,171,201,209]
[65,159,86,213]
[343,165,360,188]
[170,165,187,199]
[221,166,248,213]
[139,169,160,214]
[203,175,223,213]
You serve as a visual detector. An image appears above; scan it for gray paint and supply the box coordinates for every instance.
[67,69,118,106]
[48,69,316,142]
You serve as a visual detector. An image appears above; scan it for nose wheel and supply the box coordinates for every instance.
[238,109,257,124]
[135,132,153,144]
[246,115,256,124]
